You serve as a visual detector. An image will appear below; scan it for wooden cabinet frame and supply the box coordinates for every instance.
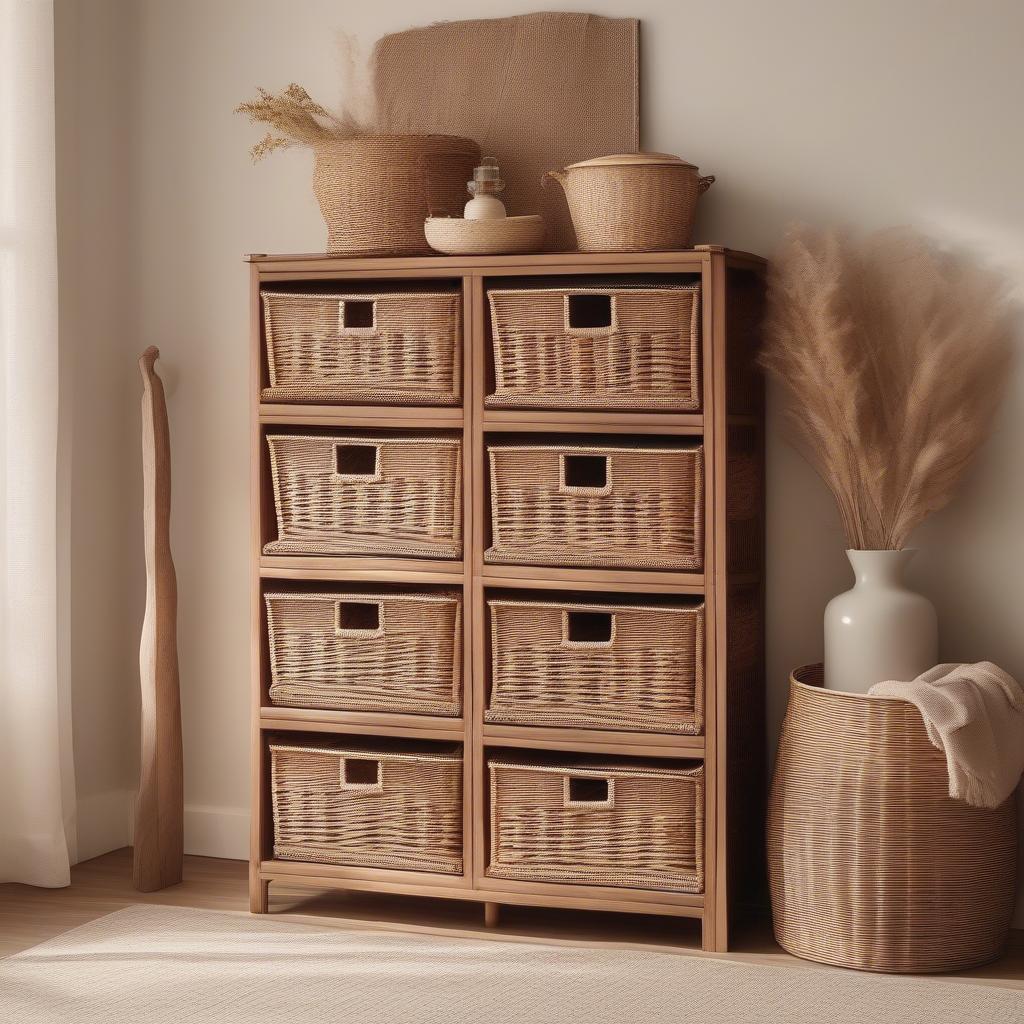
[247,248,765,952]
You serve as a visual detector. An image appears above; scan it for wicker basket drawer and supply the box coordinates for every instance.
[264,434,462,559]
[262,289,461,405]
[271,741,463,874]
[485,442,703,570]
[266,591,462,716]
[487,285,700,410]
[487,757,704,892]
[487,599,704,734]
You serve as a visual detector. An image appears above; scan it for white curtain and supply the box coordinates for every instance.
[0,0,75,886]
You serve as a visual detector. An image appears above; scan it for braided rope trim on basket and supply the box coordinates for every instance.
[265,591,462,716]
[263,289,462,404]
[270,743,464,875]
[266,433,462,558]
[487,759,704,892]
[486,598,704,733]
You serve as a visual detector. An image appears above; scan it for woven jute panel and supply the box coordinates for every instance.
[768,666,1017,973]
[265,434,463,559]
[312,135,479,255]
[372,13,639,251]
[262,290,461,405]
[487,285,700,410]
[486,599,704,734]
[265,591,462,716]
[271,742,463,874]
[487,758,704,892]
[485,443,703,570]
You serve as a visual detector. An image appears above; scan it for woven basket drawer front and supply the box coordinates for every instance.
[485,444,703,570]
[266,592,462,716]
[487,286,700,411]
[271,743,463,874]
[262,290,461,405]
[487,600,704,733]
[487,759,704,892]
[265,434,463,558]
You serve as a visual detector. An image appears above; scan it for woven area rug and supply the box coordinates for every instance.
[1,905,1021,1023]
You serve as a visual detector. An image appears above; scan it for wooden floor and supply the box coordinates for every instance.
[1,848,1022,991]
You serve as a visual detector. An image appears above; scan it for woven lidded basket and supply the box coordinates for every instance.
[485,442,703,570]
[768,665,1018,973]
[261,288,461,405]
[265,591,462,716]
[488,756,704,892]
[271,741,463,874]
[487,598,704,733]
[487,283,701,410]
[544,152,714,252]
[264,434,462,559]
[312,134,480,255]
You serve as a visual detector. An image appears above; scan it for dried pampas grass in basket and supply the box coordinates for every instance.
[761,227,1015,550]
[235,83,370,161]
[234,79,479,255]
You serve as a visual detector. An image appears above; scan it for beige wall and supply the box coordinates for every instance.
[57,0,1024,912]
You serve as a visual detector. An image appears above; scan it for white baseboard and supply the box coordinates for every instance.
[183,804,249,861]
[73,789,248,865]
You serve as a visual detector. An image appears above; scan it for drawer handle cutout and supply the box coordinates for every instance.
[566,293,613,331]
[336,443,380,480]
[560,454,611,494]
[564,775,615,808]
[563,610,615,646]
[339,299,376,331]
[336,600,383,637]
[340,757,382,791]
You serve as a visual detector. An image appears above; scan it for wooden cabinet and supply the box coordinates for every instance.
[248,247,765,952]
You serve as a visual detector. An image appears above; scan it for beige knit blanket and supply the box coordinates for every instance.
[870,662,1024,808]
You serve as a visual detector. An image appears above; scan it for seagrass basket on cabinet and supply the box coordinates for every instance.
[312,134,480,255]
[486,442,703,570]
[262,288,462,405]
[265,591,462,716]
[487,598,704,733]
[270,741,464,874]
[488,757,704,892]
[767,665,1018,973]
[487,283,701,410]
[265,433,462,558]
[543,153,714,252]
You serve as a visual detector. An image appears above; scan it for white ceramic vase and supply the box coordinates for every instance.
[824,549,938,694]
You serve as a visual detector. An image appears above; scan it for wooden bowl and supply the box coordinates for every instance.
[425,215,546,255]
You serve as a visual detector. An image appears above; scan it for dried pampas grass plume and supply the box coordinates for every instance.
[235,39,377,162]
[761,226,1015,550]
[235,84,347,161]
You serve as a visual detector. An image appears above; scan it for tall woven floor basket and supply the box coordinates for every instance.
[767,665,1017,973]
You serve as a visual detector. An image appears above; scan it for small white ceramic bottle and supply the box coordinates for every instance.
[465,157,507,220]
[824,549,938,693]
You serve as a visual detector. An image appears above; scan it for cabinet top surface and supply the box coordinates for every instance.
[245,246,766,269]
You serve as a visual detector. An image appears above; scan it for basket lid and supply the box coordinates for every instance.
[564,151,698,170]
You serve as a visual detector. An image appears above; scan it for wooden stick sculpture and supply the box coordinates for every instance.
[134,347,183,891]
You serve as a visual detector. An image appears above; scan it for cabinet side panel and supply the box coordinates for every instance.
[725,263,767,923]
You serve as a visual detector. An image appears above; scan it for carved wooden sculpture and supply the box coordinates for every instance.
[134,346,183,891]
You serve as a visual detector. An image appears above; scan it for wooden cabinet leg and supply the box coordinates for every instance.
[250,874,269,914]
[484,902,500,928]
[701,916,727,953]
